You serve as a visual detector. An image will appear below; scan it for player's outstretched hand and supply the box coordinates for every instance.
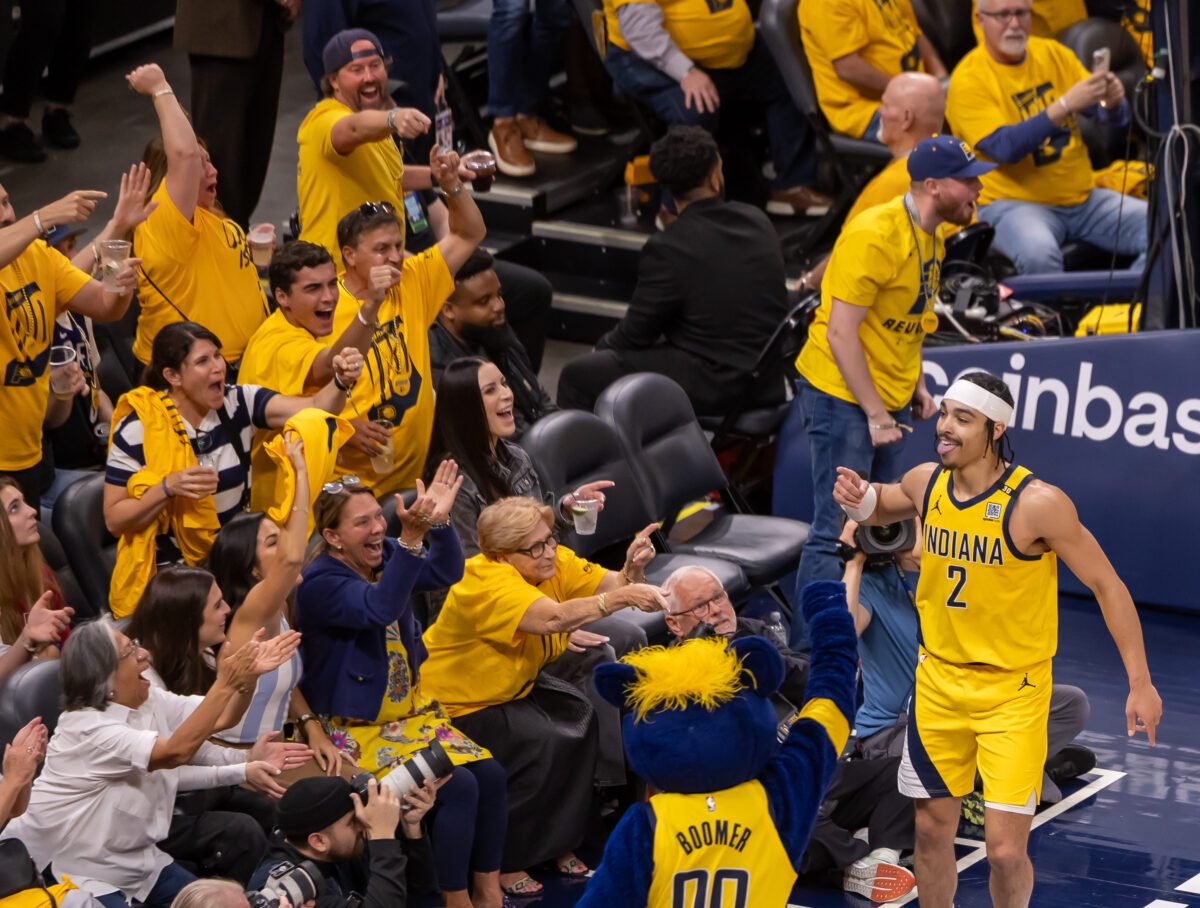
[1126,682,1163,746]
[832,467,869,511]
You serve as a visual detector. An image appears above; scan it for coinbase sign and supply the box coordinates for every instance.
[774,330,1200,612]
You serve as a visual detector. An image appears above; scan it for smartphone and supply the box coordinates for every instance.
[1092,47,1111,74]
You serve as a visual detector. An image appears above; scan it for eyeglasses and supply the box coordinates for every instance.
[978,8,1032,23]
[357,201,395,218]
[322,475,364,495]
[512,531,559,560]
[119,638,142,661]
[670,589,729,619]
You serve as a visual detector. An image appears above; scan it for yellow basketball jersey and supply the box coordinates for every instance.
[647,780,794,908]
[916,464,1058,670]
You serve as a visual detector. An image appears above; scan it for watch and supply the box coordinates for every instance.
[835,541,861,563]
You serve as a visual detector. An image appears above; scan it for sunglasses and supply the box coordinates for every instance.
[322,475,364,495]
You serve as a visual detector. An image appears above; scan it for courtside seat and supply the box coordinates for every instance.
[0,659,63,737]
[38,519,93,621]
[51,474,116,617]
[437,0,493,42]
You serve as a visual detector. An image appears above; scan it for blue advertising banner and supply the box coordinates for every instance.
[772,330,1200,612]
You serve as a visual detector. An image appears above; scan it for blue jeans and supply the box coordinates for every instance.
[604,37,817,189]
[791,380,911,648]
[487,0,573,117]
[94,862,195,908]
[979,188,1148,274]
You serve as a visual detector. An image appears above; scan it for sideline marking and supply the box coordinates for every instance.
[880,768,1127,907]
[1178,873,1200,894]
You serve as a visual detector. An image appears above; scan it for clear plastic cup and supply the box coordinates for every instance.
[247,223,277,268]
[461,150,497,192]
[570,498,600,535]
[196,453,218,472]
[371,419,395,474]
[99,240,131,292]
[49,345,77,394]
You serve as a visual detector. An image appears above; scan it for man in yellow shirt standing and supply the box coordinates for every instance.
[799,0,946,141]
[948,0,1146,274]
[602,0,831,215]
[791,135,992,608]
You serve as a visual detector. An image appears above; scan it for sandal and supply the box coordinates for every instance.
[557,856,592,877]
[500,875,543,898]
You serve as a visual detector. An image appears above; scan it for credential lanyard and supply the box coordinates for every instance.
[902,192,942,311]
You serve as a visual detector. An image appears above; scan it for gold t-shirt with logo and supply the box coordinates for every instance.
[605,0,755,70]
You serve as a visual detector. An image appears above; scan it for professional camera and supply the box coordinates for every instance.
[350,739,453,801]
[855,519,917,560]
[247,860,321,908]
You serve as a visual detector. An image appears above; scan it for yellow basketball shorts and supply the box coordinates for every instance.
[898,648,1052,814]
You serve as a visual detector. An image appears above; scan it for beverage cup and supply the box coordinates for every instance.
[570,497,600,535]
[49,345,77,395]
[196,453,218,472]
[461,150,497,193]
[99,240,131,292]
[247,223,277,268]
[371,419,395,474]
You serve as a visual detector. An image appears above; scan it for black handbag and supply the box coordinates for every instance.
[0,838,56,907]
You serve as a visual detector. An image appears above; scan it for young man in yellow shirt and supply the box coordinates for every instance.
[791,136,992,608]
[948,0,1146,274]
[798,0,946,141]
[602,0,830,215]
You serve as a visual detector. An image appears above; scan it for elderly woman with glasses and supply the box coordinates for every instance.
[295,461,511,908]
[1,620,299,908]
[420,496,666,897]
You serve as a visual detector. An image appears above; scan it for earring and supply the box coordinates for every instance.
[108,690,115,697]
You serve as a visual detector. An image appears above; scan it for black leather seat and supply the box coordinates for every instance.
[37,519,92,621]
[595,374,810,598]
[436,0,492,41]
[909,0,975,72]
[0,659,63,737]
[521,409,752,634]
[51,474,116,617]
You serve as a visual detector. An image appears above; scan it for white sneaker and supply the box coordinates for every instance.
[843,856,916,902]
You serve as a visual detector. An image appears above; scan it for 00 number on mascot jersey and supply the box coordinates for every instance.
[672,868,749,908]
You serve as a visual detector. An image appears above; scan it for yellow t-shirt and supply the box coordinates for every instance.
[799,0,925,137]
[132,183,269,365]
[237,309,331,510]
[971,0,1086,44]
[331,246,453,495]
[796,195,935,411]
[605,0,754,70]
[0,242,91,470]
[845,155,912,223]
[297,98,405,269]
[947,39,1094,207]
[1122,0,1153,68]
[420,545,608,717]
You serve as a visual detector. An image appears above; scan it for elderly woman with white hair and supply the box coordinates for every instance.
[2,620,307,908]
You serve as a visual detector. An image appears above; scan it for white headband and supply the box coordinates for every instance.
[943,379,1014,424]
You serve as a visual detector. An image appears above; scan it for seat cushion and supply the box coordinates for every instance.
[671,514,810,585]
[643,553,751,604]
[437,0,493,41]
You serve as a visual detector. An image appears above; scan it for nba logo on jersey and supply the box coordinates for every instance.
[706,796,717,813]
[985,503,1003,520]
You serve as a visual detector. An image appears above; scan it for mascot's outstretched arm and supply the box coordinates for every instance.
[761,580,859,868]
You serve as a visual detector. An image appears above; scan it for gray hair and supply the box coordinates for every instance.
[170,880,248,908]
[61,619,119,711]
[661,565,723,614]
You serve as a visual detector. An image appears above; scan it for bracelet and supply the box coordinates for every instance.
[355,306,377,329]
[868,421,896,431]
[386,107,399,133]
[1058,97,1070,115]
[153,87,174,99]
[428,519,451,529]
[21,638,38,655]
[332,373,352,393]
[620,568,638,585]
[161,477,174,499]
[441,183,463,198]
[398,537,425,556]
[597,592,609,616]
[295,713,320,730]
[32,209,49,239]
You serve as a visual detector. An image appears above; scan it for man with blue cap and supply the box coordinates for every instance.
[790,134,995,624]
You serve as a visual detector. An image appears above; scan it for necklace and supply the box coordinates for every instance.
[902,192,942,334]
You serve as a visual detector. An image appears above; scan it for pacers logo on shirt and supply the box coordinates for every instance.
[5,283,49,386]
[1012,82,1072,167]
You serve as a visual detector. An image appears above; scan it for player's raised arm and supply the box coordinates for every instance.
[833,463,936,525]
[1028,483,1163,745]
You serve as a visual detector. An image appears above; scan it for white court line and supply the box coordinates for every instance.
[1177,872,1200,894]
[879,768,1128,907]
[1143,901,1188,908]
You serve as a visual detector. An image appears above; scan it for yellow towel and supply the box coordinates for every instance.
[108,388,219,618]
[263,408,355,535]
[0,874,78,908]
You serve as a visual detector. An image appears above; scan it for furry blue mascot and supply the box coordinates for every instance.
[578,580,858,907]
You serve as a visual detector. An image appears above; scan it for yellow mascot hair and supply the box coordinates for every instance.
[621,637,746,723]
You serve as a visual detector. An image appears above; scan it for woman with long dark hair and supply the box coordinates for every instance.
[102,320,363,617]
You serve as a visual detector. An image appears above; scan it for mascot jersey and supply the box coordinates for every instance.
[579,581,859,908]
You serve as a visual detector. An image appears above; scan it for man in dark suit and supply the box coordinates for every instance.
[174,0,295,227]
[556,126,788,416]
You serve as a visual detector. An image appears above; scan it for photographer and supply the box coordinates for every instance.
[840,518,1096,809]
[249,775,435,908]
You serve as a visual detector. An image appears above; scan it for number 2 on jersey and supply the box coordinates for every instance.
[946,564,968,609]
[672,868,749,908]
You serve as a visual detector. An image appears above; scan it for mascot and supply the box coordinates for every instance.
[578,580,858,907]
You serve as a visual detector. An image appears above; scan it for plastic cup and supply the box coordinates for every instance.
[247,223,277,268]
[371,419,395,475]
[461,150,497,193]
[49,345,77,394]
[196,453,218,472]
[99,239,131,292]
[570,498,600,535]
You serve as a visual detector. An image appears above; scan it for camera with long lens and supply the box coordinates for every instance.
[853,519,917,566]
[246,860,321,908]
[350,739,453,801]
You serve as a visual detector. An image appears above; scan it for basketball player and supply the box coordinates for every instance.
[833,370,1162,908]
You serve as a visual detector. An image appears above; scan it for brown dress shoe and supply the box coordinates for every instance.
[767,185,834,217]
[489,117,536,177]
[516,115,578,154]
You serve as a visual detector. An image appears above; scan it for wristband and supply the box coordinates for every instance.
[355,306,376,329]
[597,592,609,616]
[386,107,399,133]
[152,87,174,99]
[162,477,174,499]
[33,210,49,239]
[840,483,878,523]
[1058,97,1070,115]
